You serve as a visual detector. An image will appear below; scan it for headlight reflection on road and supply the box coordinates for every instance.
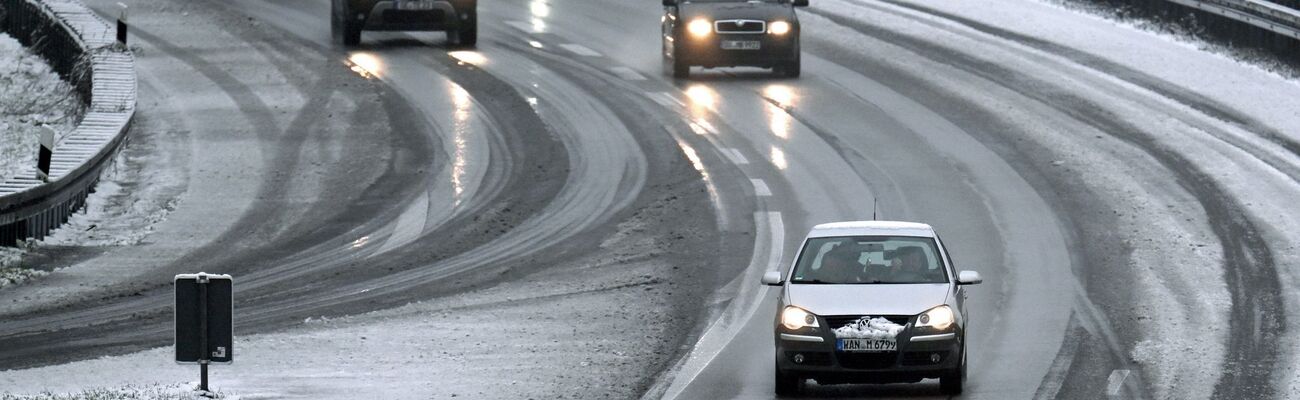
[530,0,550,18]
[346,52,383,79]
[764,85,796,108]
[770,146,788,170]
[449,50,488,66]
[764,85,796,139]
[685,85,717,116]
[450,84,473,205]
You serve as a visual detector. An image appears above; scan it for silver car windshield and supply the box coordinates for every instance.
[789,236,949,284]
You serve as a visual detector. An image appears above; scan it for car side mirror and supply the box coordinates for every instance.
[663,0,677,6]
[957,270,982,285]
[792,0,809,7]
[761,270,784,286]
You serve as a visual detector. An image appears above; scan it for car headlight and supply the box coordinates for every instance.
[688,19,712,37]
[781,306,820,330]
[915,305,955,331]
[769,21,791,35]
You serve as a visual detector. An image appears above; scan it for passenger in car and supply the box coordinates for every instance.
[821,249,867,283]
[890,246,931,282]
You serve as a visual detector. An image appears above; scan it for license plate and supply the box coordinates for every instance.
[395,0,434,10]
[720,40,760,50]
[837,338,897,352]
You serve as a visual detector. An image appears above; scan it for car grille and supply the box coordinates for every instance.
[715,19,765,34]
[837,352,899,369]
[823,315,911,330]
[901,350,951,366]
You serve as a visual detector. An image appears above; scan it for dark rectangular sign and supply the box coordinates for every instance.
[175,273,233,364]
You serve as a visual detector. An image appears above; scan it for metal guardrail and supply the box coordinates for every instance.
[0,0,135,245]
[1164,0,1300,40]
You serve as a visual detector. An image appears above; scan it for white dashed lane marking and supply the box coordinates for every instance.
[694,120,718,134]
[610,66,646,81]
[722,148,749,165]
[689,122,709,135]
[649,92,685,108]
[750,179,771,196]
[559,43,601,57]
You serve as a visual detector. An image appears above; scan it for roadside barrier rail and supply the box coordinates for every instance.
[0,0,135,245]
[1164,0,1300,39]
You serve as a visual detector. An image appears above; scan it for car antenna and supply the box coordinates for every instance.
[872,197,878,221]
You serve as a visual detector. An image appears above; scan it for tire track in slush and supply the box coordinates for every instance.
[804,9,1282,398]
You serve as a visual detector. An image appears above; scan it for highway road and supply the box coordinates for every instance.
[3,0,1299,398]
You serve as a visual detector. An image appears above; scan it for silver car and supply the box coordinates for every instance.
[761,221,983,395]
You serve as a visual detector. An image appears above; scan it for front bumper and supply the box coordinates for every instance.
[353,0,464,31]
[775,328,961,384]
[675,32,797,68]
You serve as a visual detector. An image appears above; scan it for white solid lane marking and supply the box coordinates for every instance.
[751,179,771,196]
[610,66,645,81]
[722,148,749,165]
[527,40,544,48]
[371,190,430,257]
[559,43,601,57]
[767,211,784,270]
[1106,369,1130,396]
[689,122,709,135]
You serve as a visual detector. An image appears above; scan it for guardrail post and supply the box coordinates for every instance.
[36,125,53,182]
[116,3,127,45]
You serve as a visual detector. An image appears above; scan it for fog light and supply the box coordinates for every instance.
[930,353,941,363]
[793,353,805,364]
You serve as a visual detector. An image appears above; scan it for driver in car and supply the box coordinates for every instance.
[821,248,866,283]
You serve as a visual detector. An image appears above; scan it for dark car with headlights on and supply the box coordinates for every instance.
[761,221,984,395]
[661,0,806,78]
[331,0,476,47]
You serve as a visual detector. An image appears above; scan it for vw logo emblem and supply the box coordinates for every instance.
[737,21,746,27]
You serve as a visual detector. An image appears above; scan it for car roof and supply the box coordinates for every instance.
[806,220,936,238]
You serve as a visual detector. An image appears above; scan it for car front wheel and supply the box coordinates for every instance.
[448,7,477,47]
[940,343,966,394]
[331,1,362,46]
[774,359,801,396]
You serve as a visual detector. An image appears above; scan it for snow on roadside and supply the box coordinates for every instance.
[807,1,1260,398]
[0,33,80,182]
[874,2,1300,396]
[0,245,43,289]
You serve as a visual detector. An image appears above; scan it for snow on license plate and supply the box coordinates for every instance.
[721,41,760,50]
[837,338,897,352]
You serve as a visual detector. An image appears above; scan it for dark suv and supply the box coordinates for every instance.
[661,0,806,78]
[331,0,477,47]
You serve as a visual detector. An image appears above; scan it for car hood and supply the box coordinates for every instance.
[786,283,951,316]
[680,1,794,22]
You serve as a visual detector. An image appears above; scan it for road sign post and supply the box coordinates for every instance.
[175,272,233,394]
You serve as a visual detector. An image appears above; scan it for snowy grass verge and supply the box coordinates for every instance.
[0,383,232,400]
[1046,0,1300,80]
[0,33,81,182]
[0,245,40,289]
